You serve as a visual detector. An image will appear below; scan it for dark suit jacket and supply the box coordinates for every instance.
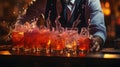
[45,0,87,30]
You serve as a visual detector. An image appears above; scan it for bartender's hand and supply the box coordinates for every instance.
[90,36,103,52]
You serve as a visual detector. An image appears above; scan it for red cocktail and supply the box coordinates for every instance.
[78,37,91,53]
[50,32,66,55]
[11,31,24,50]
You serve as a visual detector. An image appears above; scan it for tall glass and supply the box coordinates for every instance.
[24,31,35,52]
[77,27,91,54]
[38,29,51,54]
[64,28,78,56]
[50,30,66,55]
[78,37,91,54]
[11,31,24,51]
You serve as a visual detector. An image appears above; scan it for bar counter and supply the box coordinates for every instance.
[0,45,120,67]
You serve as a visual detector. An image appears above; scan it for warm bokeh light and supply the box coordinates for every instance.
[101,2,111,16]
[104,54,120,58]
[103,8,111,16]
[117,17,120,25]
[0,51,11,55]
[105,2,110,8]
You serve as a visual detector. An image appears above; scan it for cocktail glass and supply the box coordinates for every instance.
[33,28,51,55]
[77,27,91,54]
[64,28,78,56]
[50,31,66,55]
[11,31,24,51]
[78,37,91,54]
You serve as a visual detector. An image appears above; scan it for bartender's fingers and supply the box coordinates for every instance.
[95,42,100,51]
[90,41,100,52]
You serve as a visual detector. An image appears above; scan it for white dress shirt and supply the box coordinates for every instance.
[67,0,75,14]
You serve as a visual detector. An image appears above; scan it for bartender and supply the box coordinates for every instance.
[16,0,107,52]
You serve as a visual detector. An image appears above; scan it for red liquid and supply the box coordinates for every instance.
[39,32,51,49]
[24,32,35,49]
[51,34,65,51]
[78,37,91,51]
[11,31,24,48]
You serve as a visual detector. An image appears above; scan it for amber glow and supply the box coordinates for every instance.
[73,40,77,48]
[47,40,51,47]
[51,38,65,50]
[66,53,71,57]
[104,54,119,58]
[101,2,111,16]
[0,51,11,55]
[105,2,110,8]
[103,8,111,16]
